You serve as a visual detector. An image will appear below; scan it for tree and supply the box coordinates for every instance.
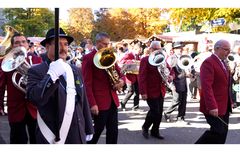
[169,8,240,33]
[94,8,168,41]
[67,8,94,44]
[127,8,168,37]
[2,8,54,36]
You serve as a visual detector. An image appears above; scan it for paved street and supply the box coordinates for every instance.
[0,93,240,144]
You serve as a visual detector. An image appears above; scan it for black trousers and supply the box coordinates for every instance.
[121,82,139,108]
[195,112,229,144]
[142,96,164,134]
[88,102,118,144]
[165,90,187,118]
[189,79,198,98]
[9,111,36,144]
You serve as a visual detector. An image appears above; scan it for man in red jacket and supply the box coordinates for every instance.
[82,32,125,144]
[119,43,141,111]
[0,33,42,144]
[138,47,167,140]
[195,39,232,144]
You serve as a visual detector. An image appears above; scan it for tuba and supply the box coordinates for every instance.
[227,52,237,73]
[93,47,121,91]
[0,25,19,59]
[177,54,193,71]
[148,49,173,89]
[1,47,30,93]
[227,52,236,62]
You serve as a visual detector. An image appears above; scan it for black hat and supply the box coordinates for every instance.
[40,28,74,47]
[172,41,185,49]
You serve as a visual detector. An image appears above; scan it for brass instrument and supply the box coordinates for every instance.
[93,47,121,91]
[148,49,173,89]
[226,52,237,73]
[66,49,76,64]
[227,52,236,62]
[121,60,140,75]
[0,25,19,59]
[177,55,193,71]
[1,47,30,93]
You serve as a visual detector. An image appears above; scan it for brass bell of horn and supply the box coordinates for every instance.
[1,46,30,93]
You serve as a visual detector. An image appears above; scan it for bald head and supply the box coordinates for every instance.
[150,41,161,50]
[214,39,231,60]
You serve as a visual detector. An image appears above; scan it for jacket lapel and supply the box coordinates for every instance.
[70,65,83,98]
[211,55,228,80]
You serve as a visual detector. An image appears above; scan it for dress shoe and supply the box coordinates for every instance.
[150,133,164,140]
[176,117,191,125]
[0,110,6,116]
[163,112,170,122]
[132,105,139,111]
[142,127,149,139]
[120,102,126,111]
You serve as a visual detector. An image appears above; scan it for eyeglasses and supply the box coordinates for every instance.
[218,47,230,52]
[100,41,109,46]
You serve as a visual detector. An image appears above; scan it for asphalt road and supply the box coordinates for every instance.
[1,93,240,144]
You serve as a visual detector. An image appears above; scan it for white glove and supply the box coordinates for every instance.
[85,134,93,141]
[47,59,67,82]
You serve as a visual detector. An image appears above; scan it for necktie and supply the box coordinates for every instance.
[221,60,228,76]
[221,60,227,71]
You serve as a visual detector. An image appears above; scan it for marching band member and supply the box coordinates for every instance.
[139,43,171,139]
[0,33,42,144]
[163,42,189,123]
[82,32,125,144]
[195,39,233,144]
[27,28,94,144]
[232,45,240,107]
[193,44,213,95]
[119,43,141,111]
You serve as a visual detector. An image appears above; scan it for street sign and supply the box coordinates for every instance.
[211,18,226,27]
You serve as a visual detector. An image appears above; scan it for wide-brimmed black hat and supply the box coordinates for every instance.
[40,28,74,47]
[172,41,185,49]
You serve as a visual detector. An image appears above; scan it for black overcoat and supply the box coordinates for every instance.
[27,61,94,144]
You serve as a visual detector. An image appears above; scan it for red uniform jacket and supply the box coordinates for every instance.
[82,49,125,110]
[138,56,166,99]
[0,55,42,122]
[119,52,140,84]
[199,54,232,116]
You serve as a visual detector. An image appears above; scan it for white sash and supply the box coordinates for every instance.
[37,63,76,144]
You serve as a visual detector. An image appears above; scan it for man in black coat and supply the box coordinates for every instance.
[164,42,189,122]
[26,28,94,144]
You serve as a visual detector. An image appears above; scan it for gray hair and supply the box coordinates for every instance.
[95,32,110,42]
[150,41,161,49]
[214,39,229,50]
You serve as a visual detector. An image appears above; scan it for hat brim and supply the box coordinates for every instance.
[173,44,185,49]
[40,34,74,47]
